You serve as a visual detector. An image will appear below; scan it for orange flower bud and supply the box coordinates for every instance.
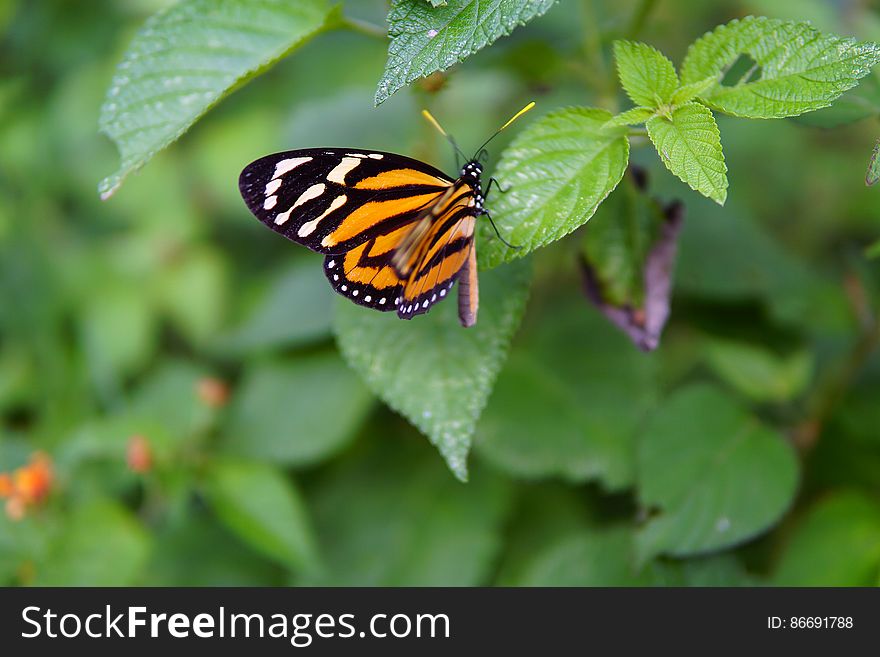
[126,435,153,474]
[196,377,230,408]
[0,473,13,498]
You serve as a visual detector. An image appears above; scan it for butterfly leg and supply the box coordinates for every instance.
[480,209,521,250]
[485,177,510,199]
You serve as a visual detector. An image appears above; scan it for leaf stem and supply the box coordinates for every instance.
[340,15,387,40]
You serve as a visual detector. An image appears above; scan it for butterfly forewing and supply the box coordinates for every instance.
[239,148,454,254]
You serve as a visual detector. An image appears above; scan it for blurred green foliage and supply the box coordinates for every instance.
[1,0,880,587]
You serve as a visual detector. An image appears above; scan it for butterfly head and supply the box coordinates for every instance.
[461,160,485,210]
[461,160,483,183]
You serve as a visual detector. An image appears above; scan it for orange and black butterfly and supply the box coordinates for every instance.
[238,103,533,327]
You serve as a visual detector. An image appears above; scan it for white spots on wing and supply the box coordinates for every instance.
[326,157,361,184]
[272,156,311,179]
[422,300,429,308]
[352,290,359,297]
[431,294,437,302]
[276,183,325,224]
[379,298,386,305]
[365,295,371,302]
[439,289,446,297]
[345,153,368,158]
[341,285,348,292]
[265,179,282,196]
[333,274,339,281]
[263,196,277,210]
[293,183,326,210]
[394,297,400,305]
[297,194,347,238]
[274,207,294,225]
[327,260,336,269]
[367,153,383,159]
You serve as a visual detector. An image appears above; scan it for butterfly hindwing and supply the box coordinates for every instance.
[239,148,454,254]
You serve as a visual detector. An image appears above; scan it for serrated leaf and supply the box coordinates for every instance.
[299,439,511,585]
[479,108,630,269]
[476,296,657,490]
[334,260,531,480]
[636,384,799,561]
[647,102,728,204]
[773,491,880,586]
[376,0,556,105]
[203,459,319,572]
[671,76,718,105]
[680,16,880,119]
[220,352,373,466]
[603,106,655,128]
[99,0,333,199]
[613,40,679,107]
[795,74,880,128]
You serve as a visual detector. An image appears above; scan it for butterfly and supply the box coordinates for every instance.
[238,103,534,327]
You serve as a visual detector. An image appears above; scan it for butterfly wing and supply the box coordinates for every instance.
[239,148,454,254]
[397,186,478,322]
[239,148,479,322]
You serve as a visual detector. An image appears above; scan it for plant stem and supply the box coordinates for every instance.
[340,15,387,40]
[794,275,880,450]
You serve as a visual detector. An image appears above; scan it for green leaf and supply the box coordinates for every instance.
[155,246,227,345]
[511,527,655,586]
[216,258,334,354]
[580,179,683,351]
[603,106,655,128]
[613,40,679,107]
[647,102,728,204]
[867,239,880,259]
[795,74,880,128]
[299,438,512,586]
[703,337,813,403]
[581,174,661,308]
[144,512,282,586]
[671,76,718,105]
[636,384,799,561]
[99,0,334,199]
[476,297,657,490]
[773,491,880,586]
[334,260,531,480]
[203,459,319,572]
[480,108,630,269]
[35,500,151,585]
[375,0,556,104]
[79,283,157,383]
[220,352,373,466]
[680,16,880,119]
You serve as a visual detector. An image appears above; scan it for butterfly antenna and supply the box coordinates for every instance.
[422,109,468,165]
[472,101,536,160]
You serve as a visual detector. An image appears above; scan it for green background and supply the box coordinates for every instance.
[1,0,879,586]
